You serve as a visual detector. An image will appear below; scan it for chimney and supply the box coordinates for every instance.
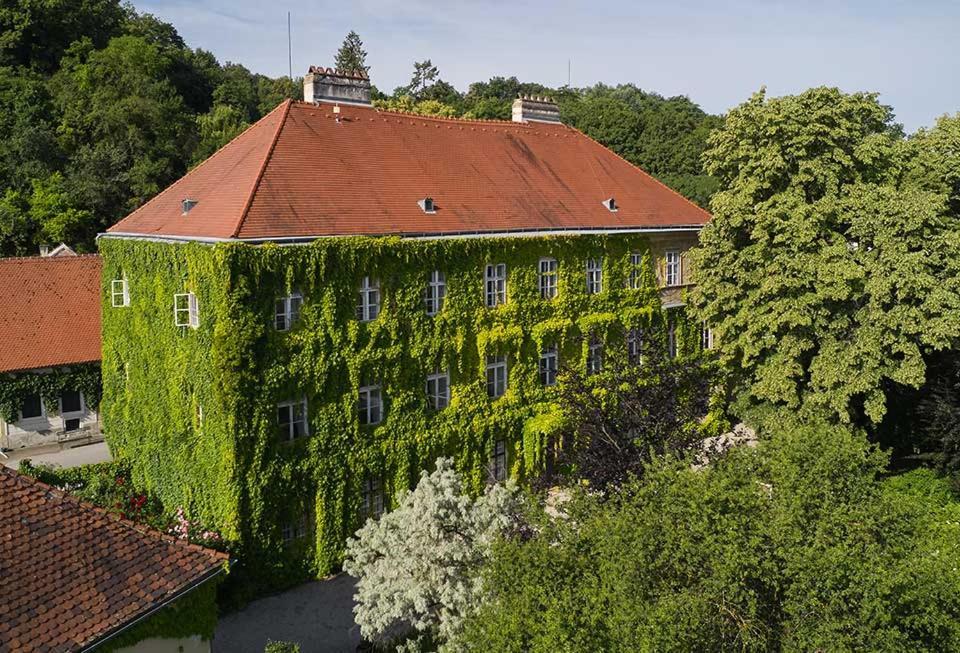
[303,66,372,106]
[512,95,561,124]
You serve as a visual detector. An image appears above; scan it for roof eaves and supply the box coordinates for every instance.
[232,99,294,238]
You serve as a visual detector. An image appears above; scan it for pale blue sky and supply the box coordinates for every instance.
[136,0,958,132]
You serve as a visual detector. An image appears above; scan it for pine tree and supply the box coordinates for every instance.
[334,30,369,75]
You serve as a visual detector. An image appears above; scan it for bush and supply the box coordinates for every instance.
[263,641,300,653]
[457,419,960,651]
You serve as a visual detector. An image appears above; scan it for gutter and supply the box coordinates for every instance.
[79,561,231,652]
[98,224,704,246]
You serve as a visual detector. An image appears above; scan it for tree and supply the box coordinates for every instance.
[213,62,259,121]
[548,341,717,491]
[334,30,369,75]
[344,458,524,649]
[192,105,249,165]
[404,59,440,100]
[458,418,960,651]
[0,66,62,193]
[691,87,960,424]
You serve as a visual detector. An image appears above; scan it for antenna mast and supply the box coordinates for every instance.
[287,12,292,79]
[567,59,571,87]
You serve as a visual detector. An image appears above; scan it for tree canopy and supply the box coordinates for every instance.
[334,30,369,76]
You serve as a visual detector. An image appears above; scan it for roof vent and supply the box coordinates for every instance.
[418,197,436,214]
[303,66,372,106]
[182,198,198,216]
[602,197,618,212]
[512,95,561,124]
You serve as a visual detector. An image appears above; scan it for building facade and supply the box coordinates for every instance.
[98,68,711,577]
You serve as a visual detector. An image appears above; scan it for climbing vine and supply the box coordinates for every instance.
[99,233,703,592]
[0,363,102,424]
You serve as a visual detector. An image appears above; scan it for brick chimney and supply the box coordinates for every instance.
[303,66,372,106]
[511,95,561,124]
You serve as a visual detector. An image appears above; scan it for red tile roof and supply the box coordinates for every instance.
[0,467,228,652]
[108,100,710,241]
[0,256,102,373]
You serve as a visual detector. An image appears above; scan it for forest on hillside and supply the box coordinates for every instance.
[0,1,720,255]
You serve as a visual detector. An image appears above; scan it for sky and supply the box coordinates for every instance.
[135,0,959,132]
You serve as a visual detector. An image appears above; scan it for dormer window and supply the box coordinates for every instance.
[602,198,617,212]
[182,198,198,215]
[418,197,436,214]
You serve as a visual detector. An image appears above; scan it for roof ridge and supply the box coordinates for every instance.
[232,99,294,238]
[292,100,545,128]
[2,466,230,562]
[0,254,101,263]
[565,124,713,220]
[112,100,294,234]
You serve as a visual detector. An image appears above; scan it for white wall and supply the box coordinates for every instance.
[112,635,210,653]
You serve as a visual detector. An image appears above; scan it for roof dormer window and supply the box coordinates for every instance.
[418,197,436,214]
[182,198,198,216]
[602,198,618,212]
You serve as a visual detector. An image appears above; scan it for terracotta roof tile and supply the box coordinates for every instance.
[108,100,710,241]
[0,255,101,373]
[0,468,228,652]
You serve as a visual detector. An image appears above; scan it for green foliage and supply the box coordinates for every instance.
[458,418,960,651]
[264,642,301,653]
[691,87,960,424]
[99,233,698,593]
[0,363,101,424]
[193,104,250,166]
[334,30,369,76]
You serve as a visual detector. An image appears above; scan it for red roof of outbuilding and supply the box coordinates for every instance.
[0,255,101,373]
[108,100,710,241]
[0,467,228,652]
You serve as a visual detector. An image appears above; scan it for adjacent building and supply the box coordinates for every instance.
[98,67,711,576]
[0,466,228,652]
[0,255,102,451]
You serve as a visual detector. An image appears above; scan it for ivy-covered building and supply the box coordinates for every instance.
[98,67,712,578]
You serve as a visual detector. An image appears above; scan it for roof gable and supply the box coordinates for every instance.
[108,101,710,241]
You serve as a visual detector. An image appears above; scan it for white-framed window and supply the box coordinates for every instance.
[701,322,713,350]
[275,292,303,331]
[111,279,129,307]
[587,336,603,375]
[359,384,382,425]
[665,250,682,287]
[628,252,643,289]
[539,258,558,299]
[277,398,308,441]
[361,476,385,522]
[282,510,310,543]
[356,276,380,322]
[426,369,450,411]
[586,258,603,294]
[489,440,507,483]
[59,390,84,416]
[485,263,507,307]
[173,292,199,328]
[424,270,446,316]
[19,394,45,421]
[668,320,677,359]
[539,345,558,386]
[486,355,508,398]
[627,328,643,363]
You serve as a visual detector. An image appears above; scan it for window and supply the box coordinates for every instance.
[668,320,677,359]
[277,398,308,441]
[60,390,83,414]
[587,336,603,375]
[358,384,382,425]
[425,270,446,316]
[173,292,199,328]
[701,322,714,350]
[361,476,385,522]
[486,355,508,398]
[275,292,303,331]
[485,263,507,307]
[665,250,682,287]
[627,328,643,363]
[282,511,310,543]
[111,279,129,307]
[539,258,558,299]
[63,418,81,432]
[628,252,643,289]
[489,440,507,483]
[586,258,603,294]
[356,276,380,322]
[539,345,558,386]
[20,394,43,420]
[426,370,450,410]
